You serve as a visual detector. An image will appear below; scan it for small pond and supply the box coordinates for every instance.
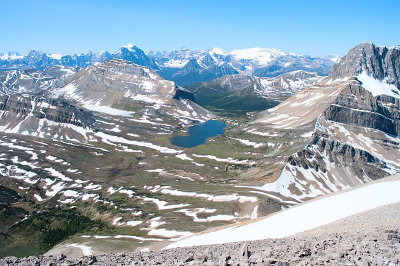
[169,120,226,148]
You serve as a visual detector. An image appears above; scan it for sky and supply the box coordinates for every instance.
[1,0,399,57]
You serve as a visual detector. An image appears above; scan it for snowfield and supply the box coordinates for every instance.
[83,104,134,117]
[357,72,400,99]
[166,175,400,249]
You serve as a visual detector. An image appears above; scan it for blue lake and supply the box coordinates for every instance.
[170,120,226,148]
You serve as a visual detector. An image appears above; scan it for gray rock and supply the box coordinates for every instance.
[329,42,400,89]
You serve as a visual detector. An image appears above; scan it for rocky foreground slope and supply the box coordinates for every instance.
[2,201,399,265]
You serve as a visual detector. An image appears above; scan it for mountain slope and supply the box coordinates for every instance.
[0,58,277,257]
[0,94,95,141]
[51,59,211,122]
[248,42,400,202]
[0,66,77,95]
[184,70,321,116]
[167,174,400,248]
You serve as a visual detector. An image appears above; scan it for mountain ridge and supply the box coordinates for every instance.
[0,44,340,86]
[248,42,400,202]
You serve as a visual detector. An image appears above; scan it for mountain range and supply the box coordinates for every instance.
[1,45,339,86]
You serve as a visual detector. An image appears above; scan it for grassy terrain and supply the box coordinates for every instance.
[185,83,280,117]
[0,100,315,257]
[0,207,108,258]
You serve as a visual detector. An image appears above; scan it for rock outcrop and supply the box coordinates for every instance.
[0,95,95,128]
[0,94,96,141]
[0,66,77,95]
[323,84,400,136]
[330,42,400,88]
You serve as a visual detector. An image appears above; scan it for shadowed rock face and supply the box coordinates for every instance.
[112,46,159,70]
[288,131,389,182]
[329,42,400,88]
[173,88,195,102]
[323,84,400,136]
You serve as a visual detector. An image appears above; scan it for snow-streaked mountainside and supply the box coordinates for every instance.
[51,59,212,122]
[0,45,339,86]
[167,175,400,248]
[0,65,77,95]
[0,59,213,146]
[183,70,323,116]
[248,42,400,202]
[187,70,322,101]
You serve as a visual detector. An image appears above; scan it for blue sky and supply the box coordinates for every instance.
[1,0,399,57]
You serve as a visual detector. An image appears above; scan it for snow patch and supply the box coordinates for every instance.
[357,72,400,99]
[68,244,92,256]
[84,104,134,117]
[166,176,400,248]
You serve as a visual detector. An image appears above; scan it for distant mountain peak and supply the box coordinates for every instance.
[325,54,341,63]
[121,43,135,49]
[229,47,288,65]
[208,47,227,55]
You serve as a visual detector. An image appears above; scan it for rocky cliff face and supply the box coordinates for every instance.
[329,42,400,87]
[323,84,400,136]
[0,66,77,95]
[0,94,95,141]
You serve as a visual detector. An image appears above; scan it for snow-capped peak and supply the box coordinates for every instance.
[49,53,64,60]
[209,47,227,55]
[326,54,341,63]
[122,43,135,49]
[120,44,140,52]
[229,47,287,65]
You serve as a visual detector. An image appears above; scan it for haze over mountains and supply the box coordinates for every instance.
[0,41,399,261]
